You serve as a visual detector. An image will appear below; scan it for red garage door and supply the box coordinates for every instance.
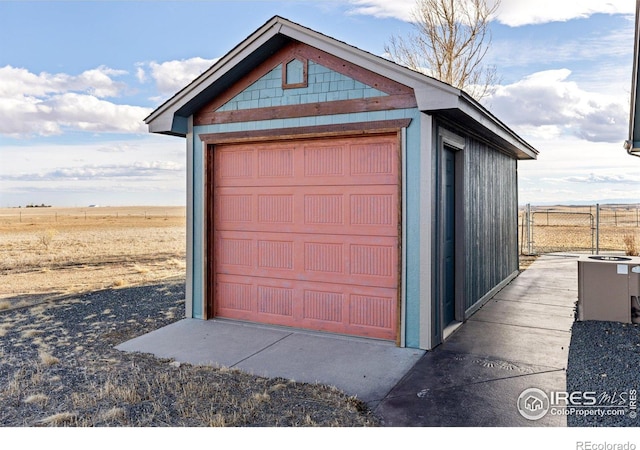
[212,134,399,340]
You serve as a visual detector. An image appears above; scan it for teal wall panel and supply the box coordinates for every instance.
[189,108,426,344]
[190,132,204,319]
[401,111,423,348]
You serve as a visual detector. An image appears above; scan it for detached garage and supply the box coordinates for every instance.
[145,16,538,350]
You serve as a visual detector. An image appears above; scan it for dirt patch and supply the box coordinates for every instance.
[0,281,377,426]
[519,255,539,271]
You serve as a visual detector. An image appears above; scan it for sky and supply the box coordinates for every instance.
[0,0,638,207]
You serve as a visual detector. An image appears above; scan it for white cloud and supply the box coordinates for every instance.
[564,173,640,184]
[8,160,184,181]
[0,65,151,137]
[75,67,128,98]
[0,135,187,206]
[135,66,147,83]
[47,93,150,133]
[347,0,413,21]
[345,0,634,26]
[487,69,629,143]
[516,133,640,204]
[146,57,218,96]
[496,0,634,27]
[0,65,126,99]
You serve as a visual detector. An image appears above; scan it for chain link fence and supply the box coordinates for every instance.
[520,204,640,256]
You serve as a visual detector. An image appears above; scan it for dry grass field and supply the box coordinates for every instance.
[519,204,640,256]
[0,206,187,309]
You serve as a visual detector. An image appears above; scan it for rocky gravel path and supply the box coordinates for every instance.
[567,320,640,427]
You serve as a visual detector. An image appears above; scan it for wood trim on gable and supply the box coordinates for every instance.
[194,41,416,126]
[199,118,412,145]
[198,95,416,125]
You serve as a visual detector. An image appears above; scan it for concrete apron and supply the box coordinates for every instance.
[116,253,577,425]
[375,254,578,426]
[115,317,425,407]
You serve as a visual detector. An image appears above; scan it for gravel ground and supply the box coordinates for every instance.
[0,280,378,427]
[566,320,640,427]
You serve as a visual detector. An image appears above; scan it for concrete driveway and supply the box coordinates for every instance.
[117,254,578,426]
[374,254,577,426]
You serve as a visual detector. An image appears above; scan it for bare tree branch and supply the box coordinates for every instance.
[384,0,500,101]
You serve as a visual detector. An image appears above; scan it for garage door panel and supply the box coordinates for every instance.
[216,274,397,340]
[213,134,399,341]
[216,136,398,187]
[215,185,398,236]
[216,230,398,289]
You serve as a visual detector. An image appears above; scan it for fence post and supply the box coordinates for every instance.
[527,203,533,255]
[519,209,524,255]
[596,203,600,255]
[590,214,595,254]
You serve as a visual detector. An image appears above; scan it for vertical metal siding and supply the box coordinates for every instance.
[463,138,518,313]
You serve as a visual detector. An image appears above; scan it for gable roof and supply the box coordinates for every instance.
[625,0,640,158]
[145,16,537,160]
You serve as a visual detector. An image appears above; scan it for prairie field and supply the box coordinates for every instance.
[519,204,640,256]
[0,206,187,309]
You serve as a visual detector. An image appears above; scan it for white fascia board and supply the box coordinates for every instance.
[457,95,538,160]
[148,115,177,135]
[413,85,460,111]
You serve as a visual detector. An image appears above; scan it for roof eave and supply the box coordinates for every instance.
[420,90,538,160]
[462,92,538,160]
[144,16,539,160]
[144,16,286,134]
[144,16,460,136]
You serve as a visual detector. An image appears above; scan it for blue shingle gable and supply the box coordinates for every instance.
[216,61,388,112]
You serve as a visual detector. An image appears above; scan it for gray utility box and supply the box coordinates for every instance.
[577,255,640,324]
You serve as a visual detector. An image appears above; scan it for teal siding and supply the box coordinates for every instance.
[191,131,204,319]
[216,61,388,112]
[402,111,423,349]
[189,108,425,330]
